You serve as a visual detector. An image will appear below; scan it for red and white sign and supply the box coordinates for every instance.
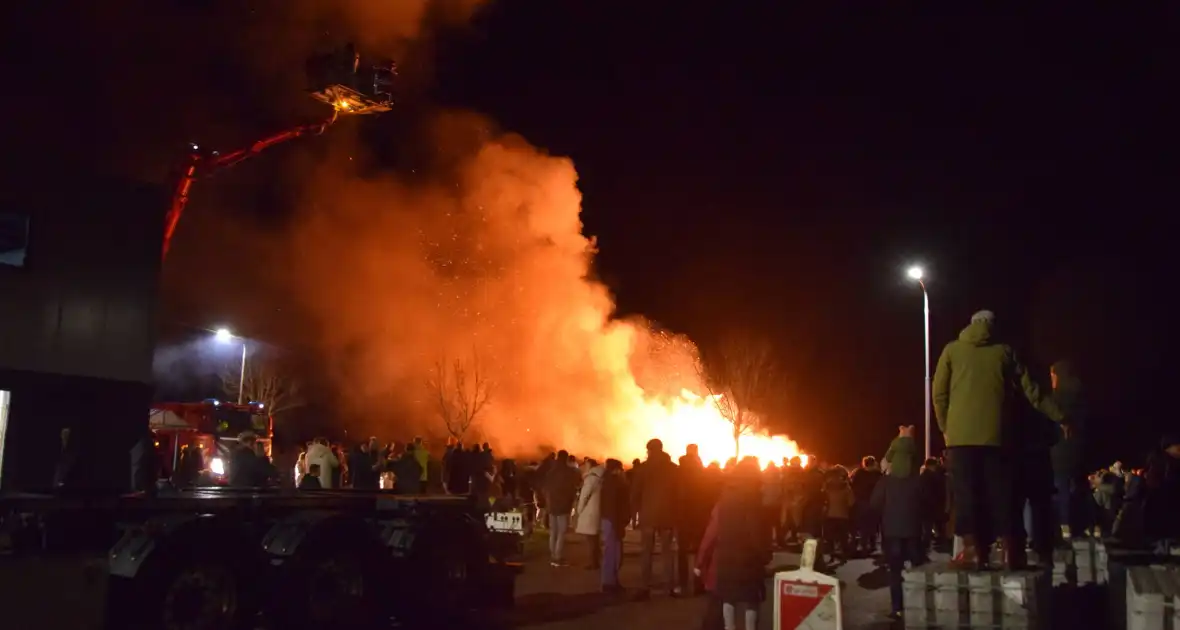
[773,539,842,630]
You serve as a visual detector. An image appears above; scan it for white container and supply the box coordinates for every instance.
[773,539,841,630]
[902,562,1049,629]
[1053,538,1109,587]
[1126,565,1180,630]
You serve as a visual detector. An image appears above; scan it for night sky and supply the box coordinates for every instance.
[12,3,1176,464]
[433,4,1175,464]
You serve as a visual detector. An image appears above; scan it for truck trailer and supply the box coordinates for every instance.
[1,489,520,630]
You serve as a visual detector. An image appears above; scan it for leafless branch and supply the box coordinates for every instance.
[220,352,305,416]
[426,349,494,440]
[696,332,777,457]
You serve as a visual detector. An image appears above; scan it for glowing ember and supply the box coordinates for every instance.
[279,122,808,465]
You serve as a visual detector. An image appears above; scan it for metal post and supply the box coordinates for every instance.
[238,342,247,405]
[922,283,932,461]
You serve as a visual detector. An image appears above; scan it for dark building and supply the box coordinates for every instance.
[0,173,164,492]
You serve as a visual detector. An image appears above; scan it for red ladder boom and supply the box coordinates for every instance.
[161,116,336,259]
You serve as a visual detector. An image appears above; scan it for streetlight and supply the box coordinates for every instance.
[215,328,247,404]
[906,265,932,460]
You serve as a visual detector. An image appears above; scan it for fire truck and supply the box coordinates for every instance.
[0,44,521,629]
[149,399,273,484]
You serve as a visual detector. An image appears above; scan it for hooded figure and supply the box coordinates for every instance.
[871,428,924,620]
[931,310,1062,570]
[883,426,918,479]
[305,438,340,489]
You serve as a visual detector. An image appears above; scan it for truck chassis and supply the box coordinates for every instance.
[0,489,520,630]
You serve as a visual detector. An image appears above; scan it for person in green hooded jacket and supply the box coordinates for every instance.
[883,425,918,479]
[931,310,1062,570]
[872,426,924,620]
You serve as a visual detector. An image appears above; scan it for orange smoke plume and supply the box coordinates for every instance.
[281,114,804,468]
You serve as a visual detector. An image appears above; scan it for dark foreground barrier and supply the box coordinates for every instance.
[901,562,1049,629]
[1125,564,1180,630]
[0,489,520,630]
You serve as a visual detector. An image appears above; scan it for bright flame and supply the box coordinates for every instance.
[336,100,351,110]
[210,457,225,476]
[277,117,809,469]
[616,389,808,470]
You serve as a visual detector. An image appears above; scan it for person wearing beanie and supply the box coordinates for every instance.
[931,309,1063,570]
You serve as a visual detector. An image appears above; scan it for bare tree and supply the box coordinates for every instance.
[427,351,494,441]
[696,332,777,458]
[220,353,305,417]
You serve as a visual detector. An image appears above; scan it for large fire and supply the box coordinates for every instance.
[622,389,808,469]
[280,118,808,466]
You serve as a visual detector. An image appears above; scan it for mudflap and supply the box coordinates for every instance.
[486,530,524,563]
[0,552,109,630]
[480,560,522,610]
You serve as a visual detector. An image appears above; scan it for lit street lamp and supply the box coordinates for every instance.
[906,265,932,460]
[215,328,248,404]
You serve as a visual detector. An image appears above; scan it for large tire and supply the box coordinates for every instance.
[398,514,484,627]
[108,542,258,630]
[266,519,386,630]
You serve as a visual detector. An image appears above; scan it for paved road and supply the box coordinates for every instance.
[506,529,936,630]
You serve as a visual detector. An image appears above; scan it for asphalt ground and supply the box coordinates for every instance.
[507,527,928,630]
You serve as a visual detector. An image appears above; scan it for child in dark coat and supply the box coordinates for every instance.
[298,463,323,490]
[872,425,924,620]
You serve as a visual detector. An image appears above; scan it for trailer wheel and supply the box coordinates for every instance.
[160,563,240,630]
[305,552,367,622]
[109,548,256,630]
[270,535,384,630]
[437,544,469,610]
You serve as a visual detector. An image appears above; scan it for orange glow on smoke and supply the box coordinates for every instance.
[273,115,807,467]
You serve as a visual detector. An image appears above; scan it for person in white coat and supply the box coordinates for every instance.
[576,460,606,569]
[305,438,340,489]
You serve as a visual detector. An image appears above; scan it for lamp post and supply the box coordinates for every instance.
[906,265,932,461]
[215,328,247,404]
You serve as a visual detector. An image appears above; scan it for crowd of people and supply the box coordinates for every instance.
[506,434,934,627]
[928,310,1180,566]
[292,435,435,493]
[509,309,1180,627]
[146,307,1179,630]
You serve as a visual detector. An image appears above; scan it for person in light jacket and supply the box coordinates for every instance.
[305,438,340,489]
[576,460,606,569]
